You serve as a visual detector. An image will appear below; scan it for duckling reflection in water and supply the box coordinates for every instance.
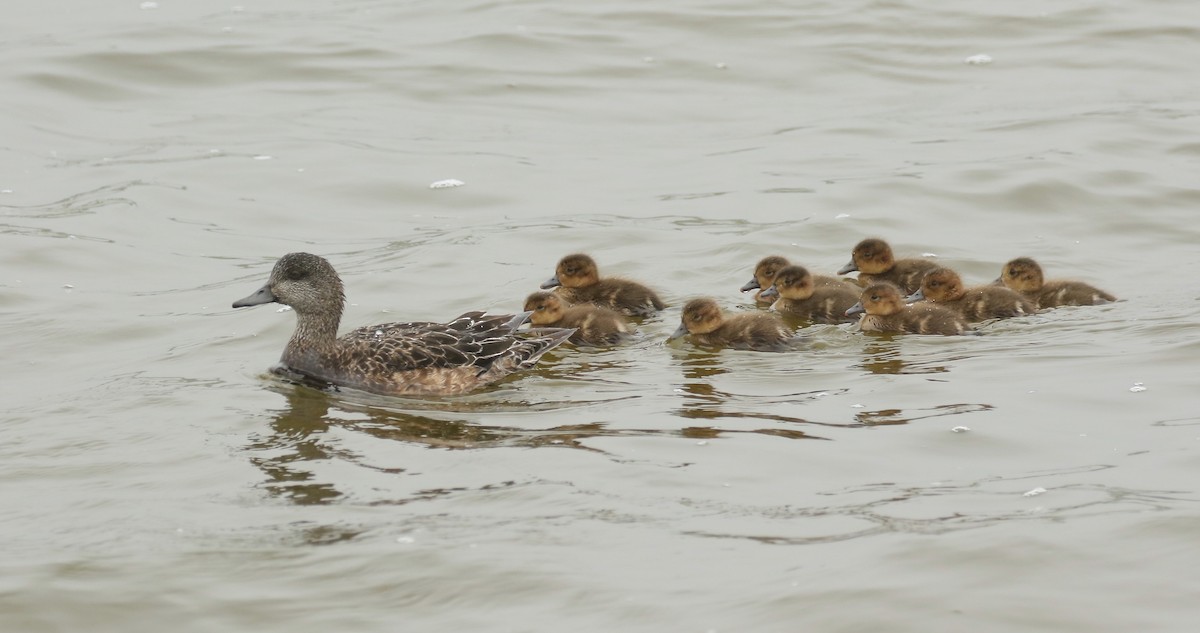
[523,291,634,347]
[906,267,1036,321]
[997,257,1116,308]
[541,253,666,317]
[232,252,575,397]
[838,237,939,294]
[846,282,974,336]
[760,265,859,324]
[741,256,855,305]
[668,297,802,351]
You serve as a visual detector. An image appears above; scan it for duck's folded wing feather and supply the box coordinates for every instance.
[339,314,538,373]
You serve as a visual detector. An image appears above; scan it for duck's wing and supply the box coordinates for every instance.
[339,312,566,374]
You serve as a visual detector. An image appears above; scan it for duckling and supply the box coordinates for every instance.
[906,267,1037,321]
[232,252,574,397]
[541,253,666,317]
[759,265,859,324]
[740,255,791,304]
[997,257,1117,308]
[668,297,799,351]
[846,282,973,336]
[523,291,633,346]
[741,255,855,304]
[837,238,939,294]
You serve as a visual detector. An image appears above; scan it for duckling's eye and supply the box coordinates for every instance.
[870,294,880,301]
[929,281,940,288]
[536,305,546,311]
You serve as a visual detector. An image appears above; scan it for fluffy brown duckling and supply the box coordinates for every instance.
[846,282,973,336]
[523,291,633,346]
[906,267,1036,321]
[997,257,1117,308]
[541,253,666,317]
[232,252,574,396]
[837,238,939,294]
[741,255,854,304]
[759,265,859,324]
[668,298,799,352]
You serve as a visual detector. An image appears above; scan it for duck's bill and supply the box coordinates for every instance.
[845,302,865,316]
[505,311,533,329]
[233,284,276,308]
[759,286,779,300]
[904,289,924,303]
[837,260,858,275]
[667,322,689,340]
[539,276,562,289]
[739,278,760,292]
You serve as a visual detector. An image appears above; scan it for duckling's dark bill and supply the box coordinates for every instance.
[740,278,760,292]
[539,276,561,289]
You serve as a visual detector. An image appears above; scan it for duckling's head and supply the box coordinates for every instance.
[542,253,600,289]
[839,238,895,275]
[741,255,790,292]
[846,282,904,317]
[915,267,964,303]
[233,252,345,315]
[669,298,725,339]
[998,257,1044,293]
[523,291,568,325]
[766,265,815,301]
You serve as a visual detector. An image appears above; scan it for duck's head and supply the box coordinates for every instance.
[741,255,789,292]
[541,253,600,289]
[909,267,963,303]
[523,291,568,325]
[762,265,814,301]
[838,238,895,275]
[669,298,725,339]
[998,257,1044,293]
[846,282,904,317]
[233,252,345,315]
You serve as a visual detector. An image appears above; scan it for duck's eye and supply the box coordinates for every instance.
[870,294,880,301]
[536,305,546,311]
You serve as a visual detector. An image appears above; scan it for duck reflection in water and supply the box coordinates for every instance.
[855,339,950,375]
[669,349,822,440]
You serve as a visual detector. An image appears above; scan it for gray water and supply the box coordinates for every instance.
[3,1,1200,631]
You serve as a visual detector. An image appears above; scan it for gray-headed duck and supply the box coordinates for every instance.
[668,297,800,351]
[541,253,665,317]
[233,252,574,396]
[838,238,939,294]
[997,257,1116,308]
[906,267,1036,321]
[759,265,859,324]
[523,291,633,347]
[846,282,973,336]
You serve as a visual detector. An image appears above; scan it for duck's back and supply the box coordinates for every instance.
[1036,280,1116,308]
[775,286,859,324]
[953,286,1037,321]
[860,259,939,294]
[860,304,971,336]
[557,305,633,346]
[694,313,795,351]
[309,312,572,395]
[558,278,665,317]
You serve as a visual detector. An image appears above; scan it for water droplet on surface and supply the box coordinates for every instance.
[964,54,993,65]
[429,179,465,189]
